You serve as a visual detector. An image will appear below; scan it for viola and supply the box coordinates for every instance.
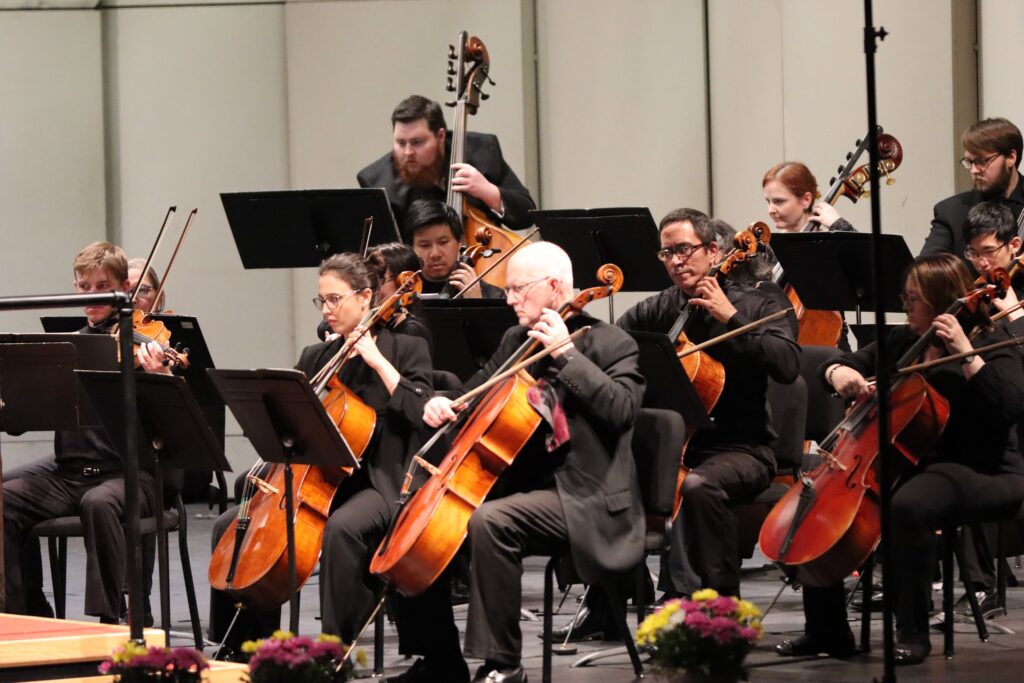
[758,271,1007,587]
[439,238,496,299]
[208,273,422,609]
[370,264,624,596]
[776,130,903,346]
[668,222,771,516]
[444,32,524,290]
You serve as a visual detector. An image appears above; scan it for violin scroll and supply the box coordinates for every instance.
[564,263,624,314]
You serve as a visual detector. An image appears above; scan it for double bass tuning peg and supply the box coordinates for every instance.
[846,152,853,160]
[447,64,457,76]
[448,45,456,59]
[837,166,844,174]
[480,92,490,101]
[447,77,455,92]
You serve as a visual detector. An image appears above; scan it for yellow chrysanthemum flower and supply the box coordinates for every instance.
[736,599,762,622]
[240,639,263,654]
[691,588,719,601]
[356,649,368,666]
[271,630,294,640]
[317,633,342,644]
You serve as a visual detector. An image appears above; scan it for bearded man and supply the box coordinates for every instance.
[357,94,535,234]
[921,117,1024,266]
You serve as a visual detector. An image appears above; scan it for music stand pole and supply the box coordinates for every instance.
[862,2,895,681]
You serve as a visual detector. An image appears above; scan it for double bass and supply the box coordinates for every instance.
[444,31,525,290]
[208,273,422,608]
[669,222,772,516]
[370,264,624,596]
[758,270,1008,587]
[776,130,904,346]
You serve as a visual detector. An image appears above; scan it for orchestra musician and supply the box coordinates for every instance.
[357,95,536,232]
[405,199,504,299]
[963,202,1024,322]
[208,253,432,654]
[2,242,168,625]
[922,118,1024,262]
[388,241,645,683]
[617,208,800,598]
[127,258,166,314]
[763,161,856,234]
[778,254,1024,664]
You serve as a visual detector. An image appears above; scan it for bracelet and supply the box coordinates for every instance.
[960,354,976,366]
[825,364,841,385]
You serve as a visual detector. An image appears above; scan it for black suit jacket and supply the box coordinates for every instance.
[357,131,536,233]
[295,329,432,510]
[446,314,645,584]
[920,172,1024,264]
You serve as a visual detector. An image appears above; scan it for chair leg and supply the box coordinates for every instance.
[943,529,955,657]
[543,557,556,683]
[859,557,873,654]
[997,526,1008,616]
[952,531,989,642]
[175,501,204,650]
[52,537,68,620]
[373,605,385,675]
[603,584,642,677]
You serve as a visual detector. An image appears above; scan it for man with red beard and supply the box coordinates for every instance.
[357,95,535,234]
[921,117,1024,265]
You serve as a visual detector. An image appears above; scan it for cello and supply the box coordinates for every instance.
[758,270,1008,587]
[668,222,772,516]
[776,130,904,346]
[208,273,422,608]
[370,264,624,596]
[444,31,525,290]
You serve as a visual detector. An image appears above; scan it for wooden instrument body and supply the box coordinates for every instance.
[370,371,541,596]
[786,286,844,347]
[462,205,522,289]
[758,373,948,586]
[671,332,726,517]
[208,378,376,609]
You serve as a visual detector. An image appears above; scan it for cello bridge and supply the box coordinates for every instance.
[248,475,280,496]
[818,448,847,472]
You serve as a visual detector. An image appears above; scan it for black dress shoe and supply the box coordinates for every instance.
[451,577,471,606]
[387,657,470,683]
[893,642,930,665]
[542,605,617,642]
[775,632,856,658]
[471,663,527,683]
[850,591,884,612]
[931,590,1000,630]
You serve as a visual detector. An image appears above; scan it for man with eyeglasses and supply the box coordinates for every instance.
[617,207,800,600]
[921,118,1024,263]
[357,95,535,233]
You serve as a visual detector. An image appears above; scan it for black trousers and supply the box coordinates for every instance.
[463,488,568,663]
[890,464,1024,645]
[669,449,772,596]
[960,522,999,591]
[3,466,156,620]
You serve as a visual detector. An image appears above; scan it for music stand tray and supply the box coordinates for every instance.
[207,368,358,633]
[220,189,400,269]
[417,300,519,382]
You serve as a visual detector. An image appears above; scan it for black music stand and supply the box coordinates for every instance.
[530,208,672,319]
[220,189,400,269]
[76,371,230,647]
[40,316,87,333]
[628,331,712,429]
[418,300,519,382]
[770,232,913,323]
[207,368,359,633]
[0,343,79,612]
[0,334,117,428]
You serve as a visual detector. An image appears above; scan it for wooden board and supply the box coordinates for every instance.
[0,614,164,667]
[36,661,248,683]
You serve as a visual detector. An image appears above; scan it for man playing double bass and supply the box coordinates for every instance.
[357,95,536,233]
[617,208,800,599]
[386,241,645,683]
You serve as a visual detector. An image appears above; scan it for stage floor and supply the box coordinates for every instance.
[32,503,1024,682]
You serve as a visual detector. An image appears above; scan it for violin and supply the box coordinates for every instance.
[209,272,422,608]
[668,222,771,516]
[776,130,903,347]
[758,271,1007,587]
[370,264,624,596]
[444,31,524,290]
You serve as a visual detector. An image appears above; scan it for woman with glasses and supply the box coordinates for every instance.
[208,252,433,658]
[922,117,1024,259]
[127,258,166,314]
[778,253,1024,665]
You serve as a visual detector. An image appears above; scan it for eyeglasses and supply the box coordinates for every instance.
[312,291,361,311]
[505,276,548,298]
[899,292,924,307]
[135,284,154,296]
[960,152,1002,171]
[656,243,709,262]
[964,241,1010,262]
